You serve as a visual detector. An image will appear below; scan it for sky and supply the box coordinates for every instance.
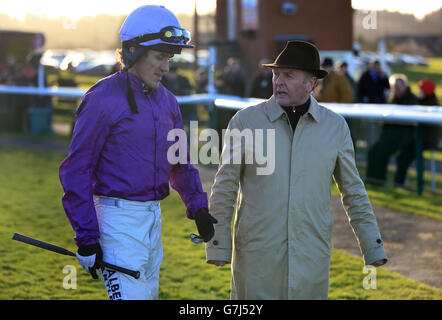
[351,0,441,19]
[0,0,217,21]
[0,0,441,21]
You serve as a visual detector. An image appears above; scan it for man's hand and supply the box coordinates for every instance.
[194,208,218,242]
[76,243,103,279]
[207,260,228,267]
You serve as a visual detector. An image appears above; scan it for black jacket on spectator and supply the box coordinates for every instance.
[161,74,193,96]
[357,70,390,103]
[419,93,439,107]
[217,72,246,97]
[366,87,419,186]
[250,73,273,99]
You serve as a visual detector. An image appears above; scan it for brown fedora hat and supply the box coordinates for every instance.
[263,40,328,79]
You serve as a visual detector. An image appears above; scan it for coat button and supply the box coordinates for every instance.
[376,239,382,244]
[213,240,218,246]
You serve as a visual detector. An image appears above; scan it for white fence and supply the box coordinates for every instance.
[1,84,441,124]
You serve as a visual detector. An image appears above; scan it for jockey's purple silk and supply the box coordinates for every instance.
[59,71,207,246]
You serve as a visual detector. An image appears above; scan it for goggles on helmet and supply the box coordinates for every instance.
[123,26,191,47]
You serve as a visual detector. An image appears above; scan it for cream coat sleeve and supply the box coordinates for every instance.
[205,115,245,263]
[333,123,388,266]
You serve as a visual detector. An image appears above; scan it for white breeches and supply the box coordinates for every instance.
[94,195,163,300]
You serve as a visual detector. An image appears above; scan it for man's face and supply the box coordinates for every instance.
[339,65,348,74]
[394,79,407,97]
[229,60,241,73]
[370,62,382,75]
[130,49,174,90]
[272,68,315,106]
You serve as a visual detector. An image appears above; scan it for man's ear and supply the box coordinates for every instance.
[307,77,318,93]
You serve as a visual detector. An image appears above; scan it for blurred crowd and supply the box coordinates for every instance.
[0,54,38,87]
[183,55,440,188]
[0,53,51,131]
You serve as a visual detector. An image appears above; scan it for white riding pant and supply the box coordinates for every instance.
[94,195,163,300]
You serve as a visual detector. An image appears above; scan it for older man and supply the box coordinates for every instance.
[206,41,387,300]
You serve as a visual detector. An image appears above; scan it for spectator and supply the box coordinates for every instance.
[15,64,37,87]
[161,62,193,96]
[24,50,52,108]
[366,74,419,186]
[15,62,38,102]
[357,59,390,103]
[0,54,17,85]
[161,62,196,140]
[315,58,355,146]
[0,55,20,128]
[338,61,357,102]
[216,57,246,97]
[418,79,439,106]
[418,79,440,150]
[214,57,246,150]
[315,57,353,103]
[249,58,273,99]
[0,55,17,114]
[14,60,41,131]
[0,64,7,85]
[195,67,209,93]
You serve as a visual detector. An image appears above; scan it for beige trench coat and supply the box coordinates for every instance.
[206,96,387,300]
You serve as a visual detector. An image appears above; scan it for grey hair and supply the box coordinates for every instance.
[303,72,318,92]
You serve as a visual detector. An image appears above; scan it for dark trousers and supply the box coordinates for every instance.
[366,124,415,185]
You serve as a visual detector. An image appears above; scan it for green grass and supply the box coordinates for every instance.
[0,147,106,299]
[0,146,441,299]
[337,162,442,221]
[329,250,442,300]
[364,186,441,221]
[332,178,442,222]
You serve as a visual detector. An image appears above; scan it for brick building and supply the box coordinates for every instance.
[215,0,353,77]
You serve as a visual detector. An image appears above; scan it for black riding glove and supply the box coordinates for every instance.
[76,243,103,279]
[194,208,218,242]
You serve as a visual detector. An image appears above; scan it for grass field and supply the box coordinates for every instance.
[0,145,441,300]
[335,164,442,221]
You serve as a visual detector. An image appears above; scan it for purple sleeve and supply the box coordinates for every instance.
[168,99,208,219]
[59,90,111,246]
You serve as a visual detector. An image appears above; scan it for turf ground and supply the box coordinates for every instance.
[0,145,441,299]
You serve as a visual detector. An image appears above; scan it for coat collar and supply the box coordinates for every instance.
[264,95,321,123]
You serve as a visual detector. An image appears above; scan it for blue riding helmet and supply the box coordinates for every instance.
[118,5,194,114]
